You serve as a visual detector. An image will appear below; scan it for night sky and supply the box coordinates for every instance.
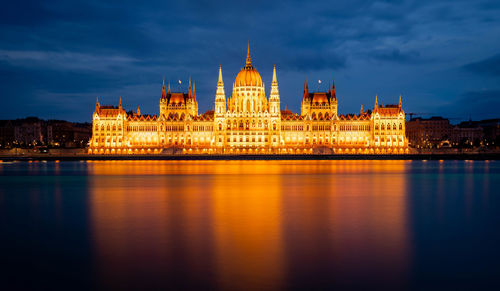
[1,0,499,122]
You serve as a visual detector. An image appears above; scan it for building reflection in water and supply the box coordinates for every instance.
[87,160,410,289]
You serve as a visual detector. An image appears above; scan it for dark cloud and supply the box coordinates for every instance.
[0,0,499,121]
[463,53,500,76]
[370,48,421,63]
[436,89,500,120]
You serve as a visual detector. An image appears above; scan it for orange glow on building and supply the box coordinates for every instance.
[89,45,408,155]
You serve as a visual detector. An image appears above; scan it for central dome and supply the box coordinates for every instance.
[234,45,263,87]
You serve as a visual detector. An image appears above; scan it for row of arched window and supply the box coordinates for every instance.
[340,125,370,131]
[375,123,403,130]
[95,124,122,132]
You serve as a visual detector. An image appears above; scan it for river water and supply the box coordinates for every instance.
[1,160,499,290]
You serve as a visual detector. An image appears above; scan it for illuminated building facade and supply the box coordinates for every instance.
[89,45,408,154]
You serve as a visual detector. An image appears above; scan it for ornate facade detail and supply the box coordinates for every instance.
[89,46,408,154]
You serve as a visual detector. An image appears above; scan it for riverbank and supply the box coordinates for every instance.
[1,153,499,161]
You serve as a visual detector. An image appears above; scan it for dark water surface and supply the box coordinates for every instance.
[1,160,499,290]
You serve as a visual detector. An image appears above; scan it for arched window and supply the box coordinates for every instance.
[381,124,384,130]
[393,123,396,130]
[218,123,222,130]
[399,123,403,130]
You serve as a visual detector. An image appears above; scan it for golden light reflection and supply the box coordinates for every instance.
[88,160,411,289]
[211,166,285,290]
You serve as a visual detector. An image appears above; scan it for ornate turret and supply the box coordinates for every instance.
[137,105,141,116]
[269,65,280,116]
[303,79,309,100]
[95,96,100,112]
[167,81,171,94]
[215,65,226,116]
[374,95,379,109]
[398,95,402,107]
[119,96,122,110]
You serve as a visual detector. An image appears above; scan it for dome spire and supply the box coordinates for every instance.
[246,41,252,66]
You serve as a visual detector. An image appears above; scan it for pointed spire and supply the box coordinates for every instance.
[193,82,197,102]
[218,65,223,84]
[188,77,192,99]
[216,65,226,102]
[161,79,166,99]
[167,81,171,94]
[303,78,309,100]
[374,95,379,109]
[96,96,99,107]
[331,73,336,99]
[137,105,141,115]
[246,41,252,66]
[272,64,277,84]
[360,104,364,114]
[119,96,122,109]
[398,95,402,107]
[270,64,280,101]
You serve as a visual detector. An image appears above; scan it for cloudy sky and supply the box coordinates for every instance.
[1,0,499,122]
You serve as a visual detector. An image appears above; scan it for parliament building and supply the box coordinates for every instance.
[89,45,408,154]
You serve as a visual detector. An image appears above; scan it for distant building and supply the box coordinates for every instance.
[477,119,500,143]
[14,117,44,146]
[0,120,15,147]
[452,120,483,146]
[406,117,452,148]
[0,118,91,148]
[47,120,92,147]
